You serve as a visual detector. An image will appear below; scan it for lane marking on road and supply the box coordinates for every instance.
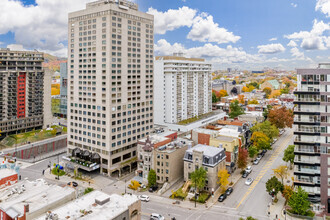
[235,132,292,209]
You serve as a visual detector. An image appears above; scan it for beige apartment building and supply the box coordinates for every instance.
[153,138,193,185]
[183,144,226,192]
[67,0,154,177]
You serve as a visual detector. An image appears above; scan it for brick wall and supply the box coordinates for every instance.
[198,133,210,145]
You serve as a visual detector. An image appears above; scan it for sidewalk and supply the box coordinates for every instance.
[268,195,286,220]
[207,167,242,208]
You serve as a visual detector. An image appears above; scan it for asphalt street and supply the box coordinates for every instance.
[140,128,294,220]
[17,128,294,220]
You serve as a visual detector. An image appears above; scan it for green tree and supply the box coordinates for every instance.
[190,167,207,192]
[148,169,156,187]
[248,146,258,158]
[251,121,279,142]
[251,131,271,151]
[265,176,283,199]
[288,186,312,216]
[212,92,218,103]
[283,145,295,169]
[263,105,273,119]
[229,100,245,118]
[263,87,272,98]
[239,217,258,220]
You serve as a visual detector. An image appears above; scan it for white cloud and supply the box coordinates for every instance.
[0,0,94,57]
[154,39,185,55]
[290,47,304,59]
[291,3,297,8]
[316,0,330,17]
[285,19,330,50]
[257,43,286,54]
[269,37,277,41]
[147,6,196,34]
[287,40,298,47]
[187,13,240,44]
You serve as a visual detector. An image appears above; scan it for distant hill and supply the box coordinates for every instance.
[42,53,67,72]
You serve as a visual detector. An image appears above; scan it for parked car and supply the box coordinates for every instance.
[245,178,254,186]
[218,193,227,202]
[138,195,150,202]
[272,138,278,145]
[148,185,158,192]
[253,158,260,165]
[261,149,267,156]
[67,181,78,187]
[150,213,165,220]
[140,184,146,189]
[279,129,285,135]
[225,187,233,195]
[257,154,262,160]
[0,152,3,156]
[245,166,252,174]
[242,171,249,178]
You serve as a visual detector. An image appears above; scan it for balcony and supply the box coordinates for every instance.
[294,158,320,164]
[294,178,319,185]
[294,97,320,102]
[294,167,320,174]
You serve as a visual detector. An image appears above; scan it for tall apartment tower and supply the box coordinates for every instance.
[68,0,154,176]
[154,54,212,124]
[59,62,68,118]
[294,63,330,213]
[0,48,52,138]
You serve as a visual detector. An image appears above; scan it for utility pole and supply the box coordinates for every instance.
[57,154,60,180]
[125,179,127,194]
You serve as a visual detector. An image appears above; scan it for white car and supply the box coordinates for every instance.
[138,195,150,202]
[0,152,3,156]
[245,166,252,174]
[245,178,254,186]
[253,158,260,165]
[150,213,165,220]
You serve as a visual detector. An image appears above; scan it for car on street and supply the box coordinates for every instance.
[0,152,3,156]
[150,213,165,220]
[272,138,278,145]
[67,181,78,187]
[148,185,158,192]
[218,193,227,202]
[245,178,254,186]
[245,166,252,174]
[138,195,150,202]
[262,149,267,155]
[257,154,262,159]
[140,184,146,189]
[279,129,285,135]
[253,158,260,165]
[242,171,249,178]
[225,187,233,195]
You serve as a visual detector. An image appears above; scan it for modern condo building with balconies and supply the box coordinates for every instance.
[294,63,330,213]
[0,48,51,138]
[67,0,154,177]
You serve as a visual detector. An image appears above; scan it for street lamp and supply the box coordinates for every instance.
[57,154,60,180]
[125,179,127,194]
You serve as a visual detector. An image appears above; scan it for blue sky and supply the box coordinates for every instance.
[0,0,329,70]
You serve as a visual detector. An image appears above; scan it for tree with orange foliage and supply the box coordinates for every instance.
[242,86,249,93]
[269,90,281,98]
[248,99,259,104]
[238,94,245,104]
[219,89,228,97]
[237,147,248,171]
[268,106,293,129]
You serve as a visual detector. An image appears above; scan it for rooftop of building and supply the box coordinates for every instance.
[184,144,226,167]
[35,191,139,220]
[86,0,138,10]
[218,128,241,138]
[138,134,169,144]
[214,136,236,142]
[0,169,17,179]
[217,119,244,126]
[0,179,75,219]
[186,144,224,157]
[155,53,205,62]
[154,138,193,153]
[192,128,219,135]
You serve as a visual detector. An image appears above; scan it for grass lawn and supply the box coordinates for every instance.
[1,125,67,148]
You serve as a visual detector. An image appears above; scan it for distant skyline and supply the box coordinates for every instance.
[0,0,329,70]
